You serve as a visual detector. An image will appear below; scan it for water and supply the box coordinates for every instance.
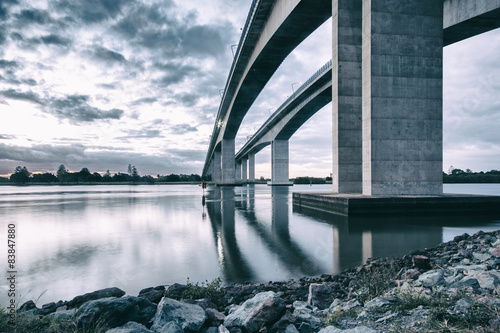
[1,183,499,305]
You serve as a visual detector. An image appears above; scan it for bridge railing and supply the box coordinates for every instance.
[238,59,332,157]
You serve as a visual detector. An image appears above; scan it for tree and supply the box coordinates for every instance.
[131,165,140,182]
[32,173,58,183]
[127,164,132,175]
[78,167,92,182]
[10,166,31,184]
[57,164,67,182]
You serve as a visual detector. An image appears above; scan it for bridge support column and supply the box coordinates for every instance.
[268,140,292,186]
[332,0,363,194]
[221,139,236,185]
[242,156,248,182]
[213,150,222,184]
[235,160,242,181]
[362,0,443,195]
[248,153,255,182]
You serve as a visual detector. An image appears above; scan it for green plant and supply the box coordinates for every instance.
[182,277,226,309]
[355,261,402,303]
[322,308,359,328]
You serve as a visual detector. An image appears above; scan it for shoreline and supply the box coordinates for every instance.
[3,229,500,332]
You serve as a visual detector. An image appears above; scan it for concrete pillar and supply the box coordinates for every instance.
[213,150,221,184]
[241,157,248,182]
[362,0,443,195]
[248,153,255,182]
[235,160,242,181]
[269,140,292,186]
[332,0,363,193]
[221,138,235,185]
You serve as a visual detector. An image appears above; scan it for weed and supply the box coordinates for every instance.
[182,277,226,309]
[354,260,402,303]
[322,308,359,327]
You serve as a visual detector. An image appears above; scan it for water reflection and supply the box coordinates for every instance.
[1,184,499,305]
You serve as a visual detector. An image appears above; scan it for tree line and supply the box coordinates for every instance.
[1,164,202,184]
[443,168,500,183]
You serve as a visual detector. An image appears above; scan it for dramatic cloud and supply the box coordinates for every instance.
[89,46,127,64]
[171,124,197,135]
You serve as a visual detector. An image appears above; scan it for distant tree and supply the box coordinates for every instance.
[57,164,67,182]
[113,172,130,182]
[91,172,102,182]
[102,170,113,182]
[131,166,140,182]
[127,164,132,175]
[141,175,155,184]
[10,166,31,184]
[32,173,58,183]
[0,177,9,183]
[78,167,92,182]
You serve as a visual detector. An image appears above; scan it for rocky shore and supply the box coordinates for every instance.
[6,230,500,333]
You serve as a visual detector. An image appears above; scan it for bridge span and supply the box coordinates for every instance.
[203,0,500,196]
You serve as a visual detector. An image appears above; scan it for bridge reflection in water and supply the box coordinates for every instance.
[203,185,498,284]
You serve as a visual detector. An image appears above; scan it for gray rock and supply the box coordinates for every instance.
[76,296,156,329]
[474,271,498,290]
[291,301,322,329]
[224,291,285,333]
[164,283,188,299]
[318,326,381,333]
[160,322,183,333]
[17,300,38,313]
[416,270,445,287]
[364,297,402,312]
[138,286,166,304]
[452,298,473,315]
[218,324,230,333]
[450,276,480,289]
[307,283,333,310]
[206,308,225,327]
[151,297,206,332]
[46,309,76,320]
[106,321,153,333]
[67,287,126,309]
[270,310,295,333]
[473,252,492,262]
[285,324,299,333]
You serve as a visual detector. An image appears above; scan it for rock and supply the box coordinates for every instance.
[270,310,295,333]
[364,296,403,312]
[307,283,333,310]
[67,287,126,309]
[474,271,500,290]
[291,301,322,330]
[416,270,445,287]
[151,297,207,332]
[46,309,76,320]
[218,324,230,333]
[206,308,225,327]
[76,296,156,329]
[183,298,218,310]
[341,299,363,312]
[139,286,165,304]
[452,298,473,315]
[165,283,188,299]
[224,291,286,333]
[412,255,431,270]
[401,269,420,281]
[160,322,183,333]
[473,252,492,262]
[105,321,153,333]
[319,326,381,333]
[450,276,480,290]
[490,246,500,257]
[285,324,299,333]
[17,300,38,313]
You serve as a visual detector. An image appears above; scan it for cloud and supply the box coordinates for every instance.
[119,128,163,139]
[171,124,198,135]
[14,9,52,25]
[0,89,44,104]
[0,134,16,140]
[154,62,199,86]
[89,45,126,64]
[130,97,157,106]
[48,95,125,122]
[52,0,132,24]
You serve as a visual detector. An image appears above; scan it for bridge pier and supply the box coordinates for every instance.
[213,150,222,184]
[332,0,363,194]
[268,140,293,186]
[361,0,444,195]
[248,153,256,182]
[235,160,242,181]
[221,138,236,185]
[241,156,248,182]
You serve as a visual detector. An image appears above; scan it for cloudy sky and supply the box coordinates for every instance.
[0,0,499,178]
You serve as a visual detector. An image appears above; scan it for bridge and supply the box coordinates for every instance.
[202,0,500,197]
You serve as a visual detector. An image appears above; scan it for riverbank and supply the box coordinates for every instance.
[3,229,500,332]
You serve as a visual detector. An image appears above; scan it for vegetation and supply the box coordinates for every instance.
[293,176,327,184]
[4,164,202,185]
[443,168,500,183]
[181,277,226,310]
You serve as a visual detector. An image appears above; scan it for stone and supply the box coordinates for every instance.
[341,299,363,312]
[307,283,333,310]
[17,300,38,313]
[165,283,188,299]
[490,246,500,257]
[218,324,230,333]
[160,322,183,333]
[412,255,431,270]
[450,276,480,289]
[401,269,420,281]
[46,309,76,320]
[206,308,225,327]
[473,252,492,262]
[105,321,153,333]
[76,296,156,329]
[416,270,445,287]
[291,301,322,330]
[183,298,217,310]
[67,287,126,309]
[224,291,285,333]
[285,324,299,333]
[364,297,402,312]
[318,327,381,333]
[270,310,295,333]
[453,298,473,315]
[474,271,499,290]
[139,286,165,304]
[151,297,207,332]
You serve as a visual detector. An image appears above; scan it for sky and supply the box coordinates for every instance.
[0,0,499,179]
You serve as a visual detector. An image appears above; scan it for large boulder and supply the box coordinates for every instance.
[307,283,333,310]
[76,296,156,329]
[224,291,286,333]
[67,287,126,309]
[138,286,166,304]
[105,321,153,333]
[150,297,206,332]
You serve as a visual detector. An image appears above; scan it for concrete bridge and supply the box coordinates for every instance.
[203,0,500,195]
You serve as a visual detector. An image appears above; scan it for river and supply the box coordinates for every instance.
[1,183,499,305]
